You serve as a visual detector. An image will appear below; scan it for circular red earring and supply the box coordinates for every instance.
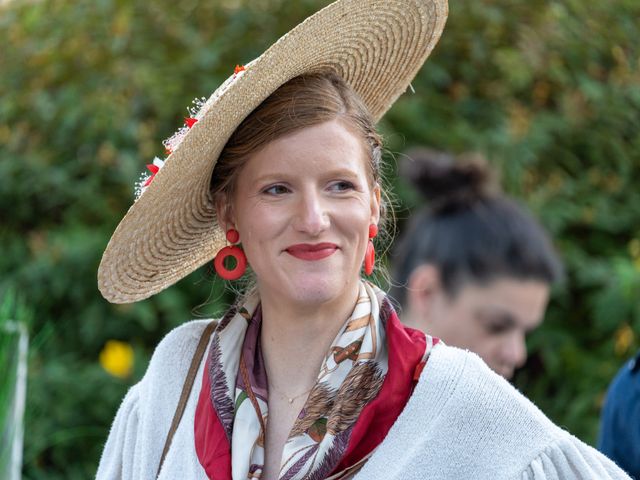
[213,229,247,280]
[364,224,378,276]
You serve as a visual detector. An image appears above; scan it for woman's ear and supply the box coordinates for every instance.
[406,264,442,327]
[214,194,235,232]
[370,183,381,225]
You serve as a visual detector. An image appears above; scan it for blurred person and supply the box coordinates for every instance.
[95,1,628,479]
[598,349,640,478]
[391,149,563,379]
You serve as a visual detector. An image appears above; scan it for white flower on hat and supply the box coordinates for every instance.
[133,65,249,202]
[134,157,165,200]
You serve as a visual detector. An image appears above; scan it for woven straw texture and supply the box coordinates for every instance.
[98,0,448,303]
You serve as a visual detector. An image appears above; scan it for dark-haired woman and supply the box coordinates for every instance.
[391,148,563,379]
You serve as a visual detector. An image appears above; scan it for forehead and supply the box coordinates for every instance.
[238,120,369,179]
[458,278,550,329]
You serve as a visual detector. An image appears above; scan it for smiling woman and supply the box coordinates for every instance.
[95,1,630,479]
[211,74,382,315]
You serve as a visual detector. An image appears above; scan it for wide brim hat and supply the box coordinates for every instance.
[98,0,448,303]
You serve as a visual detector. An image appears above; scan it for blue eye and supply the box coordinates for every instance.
[329,181,355,192]
[263,184,290,195]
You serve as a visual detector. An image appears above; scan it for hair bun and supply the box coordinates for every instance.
[401,148,498,213]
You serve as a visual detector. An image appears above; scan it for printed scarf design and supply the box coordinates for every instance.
[208,281,389,480]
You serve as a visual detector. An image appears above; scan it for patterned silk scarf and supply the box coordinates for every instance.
[194,281,439,480]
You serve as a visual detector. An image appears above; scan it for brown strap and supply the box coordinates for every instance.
[239,351,267,435]
[156,320,218,479]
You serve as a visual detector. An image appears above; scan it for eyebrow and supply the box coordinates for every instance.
[252,168,361,185]
[476,309,517,329]
[476,308,540,333]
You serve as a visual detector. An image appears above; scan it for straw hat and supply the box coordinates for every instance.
[98,0,448,303]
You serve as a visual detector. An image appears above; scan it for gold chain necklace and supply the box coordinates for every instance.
[271,384,315,404]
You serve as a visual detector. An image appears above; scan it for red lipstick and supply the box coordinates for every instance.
[285,243,338,261]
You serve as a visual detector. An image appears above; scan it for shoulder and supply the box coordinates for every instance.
[358,344,629,479]
[121,318,219,413]
[149,319,217,369]
[600,351,640,428]
[598,350,640,475]
[417,344,559,438]
[604,351,640,404]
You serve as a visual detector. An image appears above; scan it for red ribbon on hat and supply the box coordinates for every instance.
[185,117,198,128]
[143,164,160,187]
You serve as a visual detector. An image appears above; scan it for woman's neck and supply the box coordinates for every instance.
[258,281,361,392]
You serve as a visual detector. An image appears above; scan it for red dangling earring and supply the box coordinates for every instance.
[364,224,378,276]
[213,229,247,280]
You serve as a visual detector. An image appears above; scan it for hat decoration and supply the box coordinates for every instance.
[134,157,165,200]
[133,65,248,200]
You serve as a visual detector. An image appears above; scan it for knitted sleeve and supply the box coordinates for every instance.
[95,384,143,479]
[521,435,631,479]
[94,319,214,480]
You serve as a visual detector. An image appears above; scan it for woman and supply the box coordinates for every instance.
[391,149,563,379]
[96,1,628,479]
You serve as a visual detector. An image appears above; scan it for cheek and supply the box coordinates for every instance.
[233,221,271,270]
[430,302,464,339]
[237,201,285,240]
[449,309,492,345]
[335,201,373,237]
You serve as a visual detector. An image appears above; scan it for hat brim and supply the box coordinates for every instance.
[98,0,448,303]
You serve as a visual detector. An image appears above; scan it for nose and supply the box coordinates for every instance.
[292,189,330,236]
[503,331,527,371]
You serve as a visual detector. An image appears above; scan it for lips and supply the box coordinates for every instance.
[285,243,338,261]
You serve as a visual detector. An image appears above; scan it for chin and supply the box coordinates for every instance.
[493,366,514,379]
[292,282,342,305]
[285,273,352,306]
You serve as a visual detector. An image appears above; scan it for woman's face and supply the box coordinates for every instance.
[226,119,380,308]
[408,269,549,378]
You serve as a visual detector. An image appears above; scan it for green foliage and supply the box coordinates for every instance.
[1,0,639,477]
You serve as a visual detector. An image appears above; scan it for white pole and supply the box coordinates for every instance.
[4,321,28,480]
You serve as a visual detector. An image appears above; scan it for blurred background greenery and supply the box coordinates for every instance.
[1,0,639,478]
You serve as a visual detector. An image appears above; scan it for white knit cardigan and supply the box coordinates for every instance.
[96,320,629,480]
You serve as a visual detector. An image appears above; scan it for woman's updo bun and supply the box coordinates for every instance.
[401,148,498,214]
[391,147,563,306]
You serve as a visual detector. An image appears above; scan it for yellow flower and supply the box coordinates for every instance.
[628,239,640,271]
[99,340,134,378]
[614,324,634,357]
